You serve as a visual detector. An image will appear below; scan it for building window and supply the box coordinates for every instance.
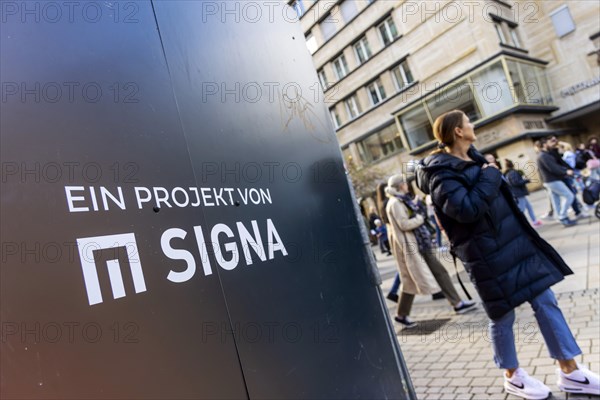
[366,79,387,106]
[398,105,434,149]
[494,21,523,49]
[506,60,552,105]
[378,16,398,46]
[391,61,414,91]
[339,0,358,22]
[353,36,372,65]
[344,94,362,120]
[320,13,337,41]
[394,56,553,150]
[333,54,349,80]
[492,17,523,49]
[509,29,522,48]
[550,5,575,38]
[330,107,342,128]
[318,69,328,90]
[291,0,305,18]
[470,61,513,116]
[306,31,318,54]
[426,83,481,125]
[494,23,507,44]
[356,123,404,164]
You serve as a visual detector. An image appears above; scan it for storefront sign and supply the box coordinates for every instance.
[560,76,600,97]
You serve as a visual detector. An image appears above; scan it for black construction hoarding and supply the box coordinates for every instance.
[0,1,415,398]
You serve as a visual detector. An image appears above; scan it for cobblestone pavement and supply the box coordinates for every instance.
[376,190,600,399]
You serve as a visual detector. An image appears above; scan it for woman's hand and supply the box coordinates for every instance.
[482,163,499,170]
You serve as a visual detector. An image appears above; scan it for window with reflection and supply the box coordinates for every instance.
[391,61,414,91]
[471,61,513,115]
[333,54,349,79]
[395,56,553,150]
[353,36,372,64]
[426,82,481,123]
[340,0,358,22]
[367,79,387,106]
[378,16,398,46]
[320,13,337,41]
[399,106,433,149]
[356,123,404,164]
[345,94,362,119]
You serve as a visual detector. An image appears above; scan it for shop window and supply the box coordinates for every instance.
[426,82,481,125]
[356,124,404,164]
[471,61,513,115]
[398,105,433,149]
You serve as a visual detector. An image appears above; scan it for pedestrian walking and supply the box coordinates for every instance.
[537,137,579,226]
[385,174,476,328]
[377,182,400,302]
[503,159,542,227]
[589,137,600,158]
[416,109,600,399]
[374,219,391,256]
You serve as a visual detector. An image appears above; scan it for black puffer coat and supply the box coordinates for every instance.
[416,146,573,320]
[504,168,529,198]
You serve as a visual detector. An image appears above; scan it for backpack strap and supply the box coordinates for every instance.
[451,249,472,300]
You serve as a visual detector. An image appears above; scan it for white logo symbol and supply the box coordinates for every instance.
[76,233,147,306]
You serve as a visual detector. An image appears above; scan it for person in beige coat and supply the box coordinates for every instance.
[385,174,476,328]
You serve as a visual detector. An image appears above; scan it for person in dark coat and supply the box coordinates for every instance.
[415,110,599,399]
[543,136,587,220]
[503,159,542,227]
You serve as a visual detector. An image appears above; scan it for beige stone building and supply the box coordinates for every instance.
[293,0,600,198]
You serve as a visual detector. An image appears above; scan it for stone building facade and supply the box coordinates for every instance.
[294,0,599,198]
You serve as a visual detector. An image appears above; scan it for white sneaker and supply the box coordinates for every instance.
[556,364,600,395]
[504,368,551,399]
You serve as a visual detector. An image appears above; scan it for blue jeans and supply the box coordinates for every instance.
[543,181,575,220]
[489,289,581,369]
[516,196,537,222]
[389,273,400,295]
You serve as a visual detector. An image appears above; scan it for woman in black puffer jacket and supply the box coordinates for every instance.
[415,110,599,400]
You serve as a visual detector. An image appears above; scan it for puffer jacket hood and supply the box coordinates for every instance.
[415,146,485,195]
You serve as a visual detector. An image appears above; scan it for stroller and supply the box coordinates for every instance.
[582,178,600,219]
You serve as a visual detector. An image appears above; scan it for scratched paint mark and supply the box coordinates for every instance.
[278,90,332,144]
[356,342,383,370]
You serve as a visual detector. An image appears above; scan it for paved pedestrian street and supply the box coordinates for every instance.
[376,190,600,399]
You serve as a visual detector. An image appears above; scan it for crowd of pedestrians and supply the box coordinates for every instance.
[359,111,600,399]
